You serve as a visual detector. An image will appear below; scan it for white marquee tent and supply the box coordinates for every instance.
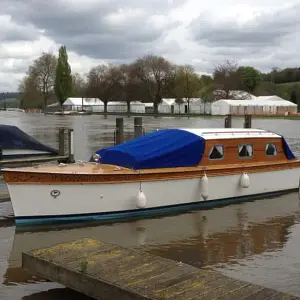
[63,97,104,112]
[211,96,297,116]
[130,101,145,113]
[107,101,127,113]
[158,98,210,114]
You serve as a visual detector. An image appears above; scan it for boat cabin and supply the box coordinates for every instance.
[194,128,295,166]
[92,128,296,170]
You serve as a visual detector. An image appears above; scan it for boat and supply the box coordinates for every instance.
[0,124,58,160]
[2,127,300,225]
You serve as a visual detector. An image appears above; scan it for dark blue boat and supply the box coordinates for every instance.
[0,124,58,160]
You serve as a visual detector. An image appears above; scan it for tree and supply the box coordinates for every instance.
[131,55,176,114]
[54,46,72,108]
[18,75,44,109]
[198,75,214,102]
[29,52,57,108]
[174,65,200,113]
[71,73,87,97]
[86,64,125,113]
[238,66,261,93]
[213,60,241,99]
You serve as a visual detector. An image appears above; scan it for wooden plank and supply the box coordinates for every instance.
[22,238,300,300]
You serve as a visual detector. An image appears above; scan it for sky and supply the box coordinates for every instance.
[1,0,300,91]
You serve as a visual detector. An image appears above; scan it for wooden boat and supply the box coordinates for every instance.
[2,128,300,225]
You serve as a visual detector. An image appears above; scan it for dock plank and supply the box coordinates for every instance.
[22,238,300,300]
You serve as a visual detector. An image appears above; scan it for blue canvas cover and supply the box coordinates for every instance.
[281,136,296,160]
[0,125,58,154]
[91,128,206,169]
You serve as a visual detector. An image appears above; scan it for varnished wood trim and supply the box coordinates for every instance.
[3,160,300,184]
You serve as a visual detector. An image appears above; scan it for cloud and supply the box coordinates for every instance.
[2,0,182,60]
[1,0,300,92]
[189,2,300,71]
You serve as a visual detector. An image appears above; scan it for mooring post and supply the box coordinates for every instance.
[224,115,232,128]
[244,115,252,128]
[67,129,75,163]
[58,128,65,156]
[115,118,124,145]
[134,117,143,138]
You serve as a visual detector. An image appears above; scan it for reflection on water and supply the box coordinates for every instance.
[2,193,300,298]
[0,113,300,299]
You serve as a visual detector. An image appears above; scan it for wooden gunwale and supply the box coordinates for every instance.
[3,159,300,184]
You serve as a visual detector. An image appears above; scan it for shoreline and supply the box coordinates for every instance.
[44,111,300,119]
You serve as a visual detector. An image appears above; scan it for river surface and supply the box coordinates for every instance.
[0,111,300,299]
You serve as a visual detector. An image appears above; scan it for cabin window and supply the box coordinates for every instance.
[209,145,224,160]
[265,143,277,156]
[238,144,253,158]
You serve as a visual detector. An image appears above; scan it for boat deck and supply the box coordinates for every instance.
[2,159,300,175]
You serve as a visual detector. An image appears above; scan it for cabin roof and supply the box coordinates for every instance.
[180,128,281,140]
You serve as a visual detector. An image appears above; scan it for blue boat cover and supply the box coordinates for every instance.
[91,129,206,169]
[281,136,296,160]
[0,124,58,154]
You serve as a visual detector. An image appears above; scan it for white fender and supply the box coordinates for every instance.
[240,172,250,188]
[200,174,209,200]
[136,190,147,208]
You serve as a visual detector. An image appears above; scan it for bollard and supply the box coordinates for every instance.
[67,129,75,163]
[58,128,65,156]
[134,117,143,138]
[115,118,124,145]
[224,115,232,128]
[244,115,252,128]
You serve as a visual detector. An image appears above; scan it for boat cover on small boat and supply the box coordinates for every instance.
[91,128,206,169]
[0,124,58,155]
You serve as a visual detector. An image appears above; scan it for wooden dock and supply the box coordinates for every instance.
[22,238,299,300]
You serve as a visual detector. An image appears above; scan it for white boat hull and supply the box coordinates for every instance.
[6,167,300,225]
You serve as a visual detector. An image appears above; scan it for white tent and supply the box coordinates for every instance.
[158,98,175,113]
[63,97,104,112]
[130,101,145,113]
[107,101,127,112]
[211,97,297,116]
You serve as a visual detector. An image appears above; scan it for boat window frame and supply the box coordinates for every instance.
[238,143,253,159]
[208,144,225,160]
[265,143,277,156]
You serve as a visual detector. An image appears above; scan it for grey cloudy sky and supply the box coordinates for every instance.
[1,0,300,91]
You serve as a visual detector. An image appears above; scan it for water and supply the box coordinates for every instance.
[0,111,300,299]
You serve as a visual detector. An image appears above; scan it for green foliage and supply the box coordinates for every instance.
[238,66,261,93]
[54,46,72,107]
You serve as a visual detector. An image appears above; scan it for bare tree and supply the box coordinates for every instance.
[213,60,242,100]
[18,75,44,109]
[29,52,57,108]
[86,64,126,113]
[71,72,87,97]
[131,55,176,114]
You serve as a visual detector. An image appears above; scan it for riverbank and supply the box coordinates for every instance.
[45,110,300,119]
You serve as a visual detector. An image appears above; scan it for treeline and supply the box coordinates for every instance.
[0,92,22,101]
[262,67,300,84]
[18,49,300,111]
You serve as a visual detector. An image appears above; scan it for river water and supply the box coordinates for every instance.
[0,111,300,299]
